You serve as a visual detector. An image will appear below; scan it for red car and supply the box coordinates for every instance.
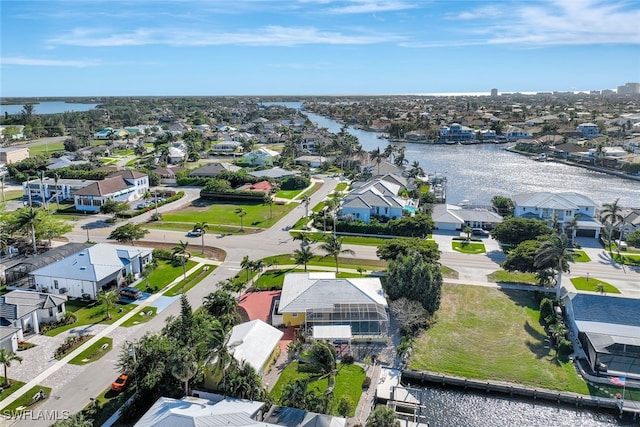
[111,374,128,392]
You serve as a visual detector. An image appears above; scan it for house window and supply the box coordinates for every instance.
[291,313,298,318]
[58,305,63,313]
[54,280,59,290]
[49,308,53,317]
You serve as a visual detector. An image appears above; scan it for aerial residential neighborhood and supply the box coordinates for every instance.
[0,90,639,427]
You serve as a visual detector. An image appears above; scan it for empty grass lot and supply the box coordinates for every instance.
[153,201,297,233]
[410,284,590,394]
[276,188,304,199]
[255,268,364,290]
[290,231,393,246]
[451,241,486,254]
[28,142,64,155]
[570,277,620,294]
[487,270,538,285]
[69,337,113,365]
[270,362,365,417]
[261,254,388,271]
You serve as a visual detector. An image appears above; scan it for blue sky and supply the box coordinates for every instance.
[1,0,639,97]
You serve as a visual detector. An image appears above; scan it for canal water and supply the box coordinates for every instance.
[265,101,640,207]
[1,101,98,116]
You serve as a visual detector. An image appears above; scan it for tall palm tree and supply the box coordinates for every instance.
[294,244,314,272]
[534,234,577,301]
[370,147,384,175]
[171,349,199,397]
[0,348,22,387]
[16,207,40,254]
[565,214,580,247]
[320,235,355,273]
[240,255,253,284]
[98,290,118,320]
[302,195,311,218]
[193,221,209,255]
[601,199,624,256]
[235,207,247,231]
[173,240,191,281]
[263,194,274,219]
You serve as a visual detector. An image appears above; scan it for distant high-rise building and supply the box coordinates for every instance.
[490,88,498,97]
[617,82,640,95]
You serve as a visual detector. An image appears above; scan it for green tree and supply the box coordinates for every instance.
[534,234,576,301]
[337,396,353,417]
[235,207,247,231]
[600,199,624,255]
[367,406,400,427]
[108,223,149,245]
[170,348,198,397]
[240,255,253,284]
[223,361,265,401]
[193,221,209,254]
[491,196,514,217]
[203,290,240,331]
[15,207,40,254]
[280,378,309,409]
[539,298,554,324]
[294,244,314,272]
[491,217,553,247]
[319,234,355,273]
[376,238,440,262]
[100,199,130,219]
[98,290,118,320]
[370,147,384,175]
[627,230,640,248]
[386,249,443,316]
[0,348,23,387]
[172,240,191,281]
[51,412,93,427]
[502,239,543,273]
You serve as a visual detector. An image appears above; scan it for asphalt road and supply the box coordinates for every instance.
[3,175,640,426]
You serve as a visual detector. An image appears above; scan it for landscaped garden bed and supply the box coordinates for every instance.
[55,334,93,360]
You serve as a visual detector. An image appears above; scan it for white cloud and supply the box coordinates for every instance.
[327,0,416,14]
[445,0,640,46]
[1,56,100,67]
[47,26,401,47]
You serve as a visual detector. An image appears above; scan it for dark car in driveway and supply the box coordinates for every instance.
[471,228,490,237]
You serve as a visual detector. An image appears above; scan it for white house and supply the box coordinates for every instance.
[0,327,22,354]
[167,146,186,164]
[439,123,475,142]
[0,125,25,141]
[512,192,601,238]
[503,126,532,140]
[23,177,97,203]
[431,204,503,231]
[227,319,283,376]
[73,170,149,212]
[0,290,67,336]
[211,141,241,154]
[341,174,416,223]
[29,243,153,300]
[577,123,600,138]
[242,147,280,167]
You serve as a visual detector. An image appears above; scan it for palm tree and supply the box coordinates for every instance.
[0,348,22,387]
[16,207,40,254]
[193,221,209,255]
[534,234,577,301]
[320,235,355,273]
[302,195,311,218]
[171,349,199,397]
[173,240,191,281]
[463,225,472,243]
[294,244,314,272]
[408,160,424,179]
[235,207,247,231]
[370,147,384,175]
[601,199,624,256]
[565,214,579,247]
[98,290,118,320]
[54,173,60,212]
[240,255,253,284]
[263,194,274,219]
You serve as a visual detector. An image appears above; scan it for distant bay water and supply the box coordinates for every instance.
[1,101,98,116]
[265,101,640,207]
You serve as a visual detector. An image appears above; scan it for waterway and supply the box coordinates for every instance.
[265,101,640,207]
[1,101,98,116]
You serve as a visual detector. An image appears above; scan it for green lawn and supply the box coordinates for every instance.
[312,202,326,213]
[270,362,365,416]
[570,277,620,294]
[262,254,388,271]
[0,378,26,402]
[1,189,24,201]
[80,386,136,427]
[121,306,157,327]
[487,270,538,285]
[2,385,52,414]
[135,259,197,293]
[570,250,591,262]
[155,201,297,232]
[44,300,138,336]
[612,252,640,266]
[276,189,304,199]
[410,284,590,394]
[164,265,217,296]
[335,182,348,192]
[69,337,113,365]
[440,265,459,279]
[290,231,394,246]
[255,268,363,290]
[28,142,64,155]
[451,241,486,254]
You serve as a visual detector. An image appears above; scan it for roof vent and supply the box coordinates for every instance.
[80,267,87,270]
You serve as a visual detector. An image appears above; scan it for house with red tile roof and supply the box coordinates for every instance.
[237,180,273,194]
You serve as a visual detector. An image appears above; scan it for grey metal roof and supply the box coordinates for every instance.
[0,290,67,321]
[0,326,20,341]
[263,406,345,427]
[571,293,640,328]
[512,192,597,209]
[248,167,299,179]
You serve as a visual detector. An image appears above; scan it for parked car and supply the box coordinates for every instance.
[471,228,490,237]
[111,374,128,392]
[187,228,203,237]
[136,202,151,209]
[120,287,142,300]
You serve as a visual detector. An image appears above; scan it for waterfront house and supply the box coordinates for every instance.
[264,406,346,427]
[512,192,601,238]
[29,243,152,300]
[503,126,532,141]
[73,170,149,212]
[439,123,476,143]
[276,272,389,336]
[431,204,503,231]
[564,293,640,380]
[0,290,67,336]
[341,174,416,223]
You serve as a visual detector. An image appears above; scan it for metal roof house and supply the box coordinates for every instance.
[0,290,67,336]
[226,319,283,376]
[277,272,389,337]
[564,293,640,380]
[29,243,152,300]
